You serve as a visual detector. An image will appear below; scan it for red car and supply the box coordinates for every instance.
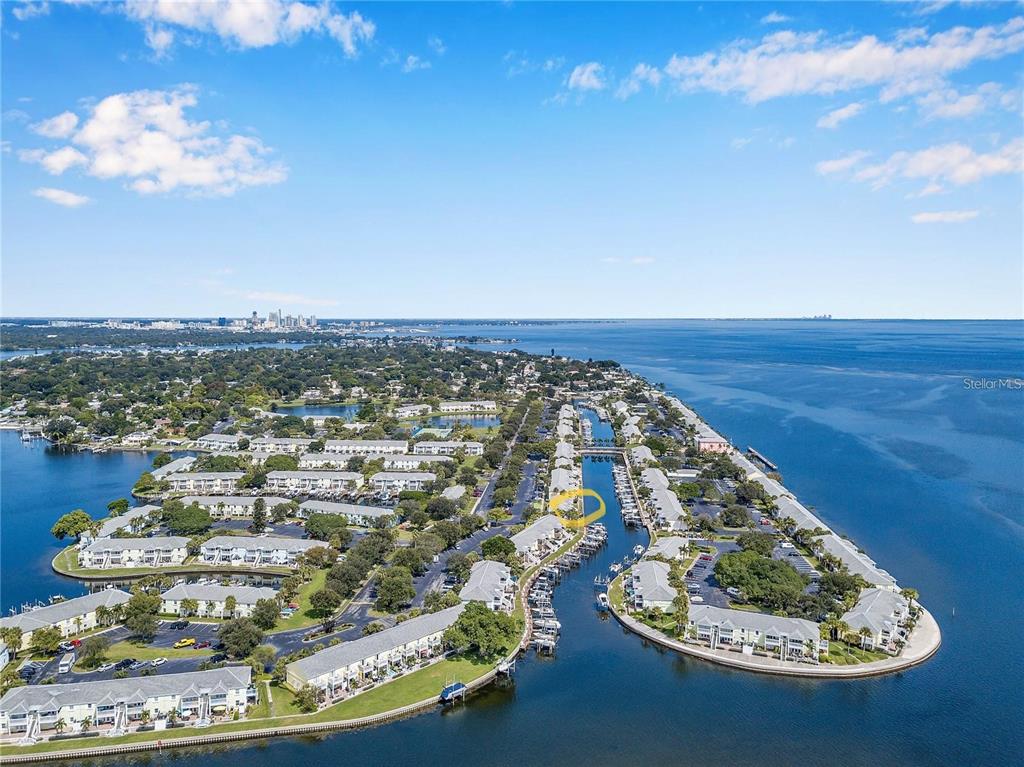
[195,641,211,649]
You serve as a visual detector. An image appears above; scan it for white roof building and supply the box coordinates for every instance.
[297,500,395,526]
[412,441,484,456]
[199,536,322,568]
[78,537,189,570]
[459,560,514,612]
[630,560,678,610]
[0,590,132,650]
[324,439,408,455]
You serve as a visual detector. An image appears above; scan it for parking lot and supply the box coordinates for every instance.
[684,539,739,608]
[17,620,229,687]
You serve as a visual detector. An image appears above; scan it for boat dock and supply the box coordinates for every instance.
[747,446,778,472]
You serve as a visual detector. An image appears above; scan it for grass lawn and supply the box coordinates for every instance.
[608,575,625,611]
[76,640,212,670]
[267,682,304,717]
[273,569,330,632]
[0,655,497,757]
[824,641,888,665]
[52,546,290,579]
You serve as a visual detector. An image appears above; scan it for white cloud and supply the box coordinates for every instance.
[245,290,338,307]
[630,256,656,265]
[817,101,865,129]
[505,51,565,78]
[402,54,431,73]
[911,210,979,224]
[815,150,871,175]
[915,82,1016,119]
[615,62,662,99]
[428,36,446,55]
[12,1,50,21]
[20,86,288,197]
[32,187,91,207]
[31,110,79,139]
[731,137,752,150]
[662,17,1024,104]
[21,145,89,174]
[853,138,1023,190]
[122,0,375,56]
[568,62,606,91]
[761,12,791,24]
[144,24,175,58]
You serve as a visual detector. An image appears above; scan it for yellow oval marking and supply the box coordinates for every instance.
[548,487,606,528]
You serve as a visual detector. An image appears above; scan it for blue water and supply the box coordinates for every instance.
[1,320,1021,765]
[275,404,360,420]
[0,434,163,611]
[426,414,502,429]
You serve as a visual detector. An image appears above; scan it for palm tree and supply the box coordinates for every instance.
[140,710,151,725]
[224,595,237,619]
[54,718,66,735]
[858,626,874,649]
[95,605,110,628]
[80,716,92,732]
[181,598,199,618]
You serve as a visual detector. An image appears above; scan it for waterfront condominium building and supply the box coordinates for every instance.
[180,496,292,518]
[510,515,567,565]
[438,401,498,413]
[628,560,678,611]
[394,404,432,418]
[81,505,160,544]
[160,584,279,619]
[412,440,484,456]
[296,500,395,527]
[0,590,132,651]
[248,437,315,454]
[0,667,254,739]
[78,537,189,570]
[284,605,465,703]
[167,472,244,494]
[194,434,241,451]
[198,536,322,568]
[264,470,365,493]
[378,453,453,470]
[458,560,515,612]
[687,604,828,660]
[841,588,911,653]
[323,439,408,455]
[369,471,436,493]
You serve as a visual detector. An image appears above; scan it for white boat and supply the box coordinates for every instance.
[596,593,609,610]
[609,563,622,574]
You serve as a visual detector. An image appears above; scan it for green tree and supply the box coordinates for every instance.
[180,598,199,617]
[224,595,238,619]
[309,588,342,618]
[30,626,64,655]
[78,635,111,669]
[124,590,162,641]
[250,599,281,631]
[294,684,320,713]
[263,454,299,472]
[424,589,461,613]
[249,498,267,533]
[481,535,516,561]
[43,417,77,444]
[217,618,264,659]
[304,513,350,542]
[152,452,174,469]
[50,510,94,541]
[721,505,754,528]
[0,627,24,657]
[714,551,807,611]
[247,644,277,674]
[443,602,518,658]
[106,498,131,516]
[375,567,415,613]
[737,531,777,557]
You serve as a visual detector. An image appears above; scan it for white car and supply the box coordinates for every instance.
[96,662,115,672]
[690,596,705,603]
[151,657,168,667]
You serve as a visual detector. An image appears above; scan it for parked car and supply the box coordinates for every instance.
[129,661,147,670]
[725,587,743,598]
[58,641,75,653]
[210,653,227,663]
[151,657,168,666]
[169,620,190,630]
[195,641,211,649]
[96,662,115,672]
[691,596,705,603]
[114,658,135,670]
[173,637,196,649]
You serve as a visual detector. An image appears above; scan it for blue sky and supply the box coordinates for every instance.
[2,1,1022,319]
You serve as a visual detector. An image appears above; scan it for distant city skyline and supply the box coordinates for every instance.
[2,1,1022,319]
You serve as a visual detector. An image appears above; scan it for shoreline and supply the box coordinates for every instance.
[608,600,941,679]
